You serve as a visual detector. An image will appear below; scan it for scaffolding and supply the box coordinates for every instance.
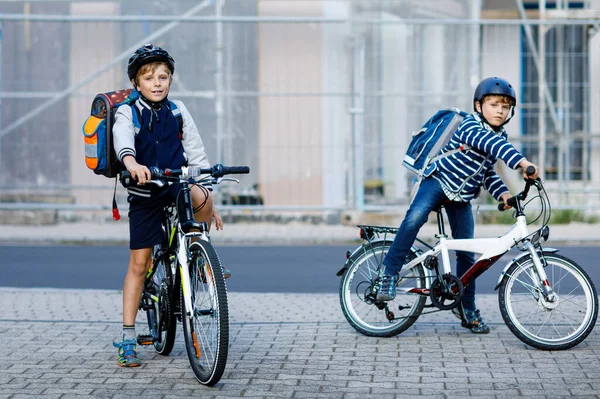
[0,0,598,215]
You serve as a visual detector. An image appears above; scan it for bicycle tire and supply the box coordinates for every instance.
[181,239,229,385]
[340,241,427,337]
[498,252,598,350]
[150,244,177,355]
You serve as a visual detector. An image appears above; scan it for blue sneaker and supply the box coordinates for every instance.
[113,338,141,367]
[452,307,490,334]
[376,274,398,301]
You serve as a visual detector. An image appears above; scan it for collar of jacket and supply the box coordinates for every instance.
[137,95,168,111]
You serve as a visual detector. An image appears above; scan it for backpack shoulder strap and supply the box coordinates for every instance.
[168,100,184,139]
[128,103,142,131]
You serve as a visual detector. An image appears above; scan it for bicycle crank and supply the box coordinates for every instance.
[430,274,464,310]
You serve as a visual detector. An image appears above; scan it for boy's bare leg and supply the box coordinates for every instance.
[189,185,227,277]
[190,185,215,229]
[123,248,152,326]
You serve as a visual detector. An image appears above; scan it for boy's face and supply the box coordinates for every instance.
[476,95,512,128]
[132,63,172,103]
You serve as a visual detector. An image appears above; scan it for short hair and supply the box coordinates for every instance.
[133,61,172,84]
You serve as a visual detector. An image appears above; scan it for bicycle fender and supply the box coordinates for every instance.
[494,247,559,290]
[336,238,394,277]
[336,240,420,277]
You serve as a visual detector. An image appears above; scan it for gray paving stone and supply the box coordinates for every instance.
[1,290,600,398]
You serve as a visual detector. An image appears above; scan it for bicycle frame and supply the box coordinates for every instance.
[400,213,554,299]
[161,185,212,321]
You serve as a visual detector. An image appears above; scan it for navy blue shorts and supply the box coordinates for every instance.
[127,184,180,250]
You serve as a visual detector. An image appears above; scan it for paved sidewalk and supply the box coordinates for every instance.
[1,289,599,398]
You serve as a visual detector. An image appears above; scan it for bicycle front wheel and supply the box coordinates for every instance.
[181,240,229,385]
[340,241,427,337]
[498,252,598,350]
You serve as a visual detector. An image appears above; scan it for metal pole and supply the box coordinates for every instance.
[0,21,3,179]
[353,35,366,212]
[469,0,482,90]
[0,0,213,140]
[215,0,224,164]
[0,14,598,25]
[515,0,561,131]
[538,0,547,178]
[556,7,565,199]
[582,24,590,184]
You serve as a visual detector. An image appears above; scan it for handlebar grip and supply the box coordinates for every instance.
[221,166,250,175]
[119,167,161,188]
[120,171,136,188]
[498,196,519,212]
[525,165,536,177]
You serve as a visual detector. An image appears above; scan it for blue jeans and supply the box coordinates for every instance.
[382,177,477,310]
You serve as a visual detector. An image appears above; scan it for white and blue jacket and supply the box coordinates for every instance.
[427,113,524,202]
[113,97,212,198]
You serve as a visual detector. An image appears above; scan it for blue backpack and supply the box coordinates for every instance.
[82,89,183,178]
[403,108,469,178]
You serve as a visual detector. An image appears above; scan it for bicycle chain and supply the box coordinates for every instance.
[383,275,461,321]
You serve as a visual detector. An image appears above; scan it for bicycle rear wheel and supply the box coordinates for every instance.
[340,241,427,337]
[181,239,229,385]
[498,252,598,350]
[149,245,177,355]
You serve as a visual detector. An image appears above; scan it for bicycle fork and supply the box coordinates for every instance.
[177,232,211,359]
[521,242,556,301]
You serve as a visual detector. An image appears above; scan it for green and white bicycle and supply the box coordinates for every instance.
[121,164,249,385]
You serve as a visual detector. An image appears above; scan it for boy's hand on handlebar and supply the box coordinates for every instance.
[518,159,539,180]
[212,208,223,231]
[123,156,151,185]
[500,192,512,210]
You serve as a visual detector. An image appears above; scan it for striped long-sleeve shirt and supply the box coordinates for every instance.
[427,113,524,202]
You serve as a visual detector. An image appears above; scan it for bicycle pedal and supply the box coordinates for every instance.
[136,335,155,345]
[139,302,154,311]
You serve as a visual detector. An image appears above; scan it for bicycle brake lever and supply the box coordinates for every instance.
[146,180,165,188]
[214,177,240,184]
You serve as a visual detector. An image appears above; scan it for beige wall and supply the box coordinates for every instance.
[68,2,121,205]
[258,1,324,206]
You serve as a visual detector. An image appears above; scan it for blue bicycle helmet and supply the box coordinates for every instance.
[473,77,516,111]
[127,44,175,82]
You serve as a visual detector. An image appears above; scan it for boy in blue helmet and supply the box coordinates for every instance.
[111,44,224,367]
[377,77,539,334]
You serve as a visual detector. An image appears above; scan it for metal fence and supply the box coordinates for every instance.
[1,0,599,217]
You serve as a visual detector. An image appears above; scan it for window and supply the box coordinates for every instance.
[520,2,588,180]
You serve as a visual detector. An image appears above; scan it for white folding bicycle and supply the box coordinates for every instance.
[338,167,598,350]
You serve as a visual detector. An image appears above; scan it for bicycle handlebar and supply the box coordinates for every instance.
[120,164,250,188]
[497,165,538,212]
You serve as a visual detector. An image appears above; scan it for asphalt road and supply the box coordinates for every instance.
[1,244,598,293]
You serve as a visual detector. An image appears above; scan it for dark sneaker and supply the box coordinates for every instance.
[222,268,231,279]
[376,274,398,301]
[113,338,141,367]
[452,307,490,334]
